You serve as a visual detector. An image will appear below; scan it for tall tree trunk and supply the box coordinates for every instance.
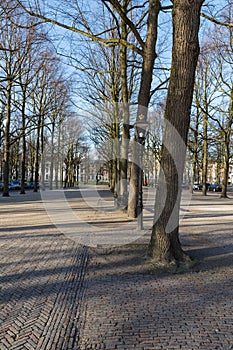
[40,116,45,190]
[221,85,233,198]
[119,0,130,209]
[190,99,201,190]
[55,119,61,189]
[149,0,204,266]
[191,114,199,192]
[34,114,42,192]
[29,137,35,182]
[111,120,120,205]
[202,112,208,195]
[49,119,55,190]
[20,94,27,194]
[3,78,12,197]
[221,143,229,198]
[128,0,160,217]
[201,67,209,195]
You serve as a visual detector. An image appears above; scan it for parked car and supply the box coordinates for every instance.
[193,183,201,190]
[24,182,34,189]
[24,182,40,189]
[209,183,222,192]
[8,183,14,190]
[193,183,210,191]
[10,180,21,190]
[0,182,14,190]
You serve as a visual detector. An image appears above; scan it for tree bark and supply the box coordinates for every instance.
[119,0,130,209]
[201,66,209,196]
[221,85,233,198]
[3,78,12,197]
[128,0,160,218]
[20,92,27,194]
[149,0,204,266]
[55,119,62,189]
[202,111,208,195]
[221,145,229,198]
[49,119,55,190]
[34,113,42,192]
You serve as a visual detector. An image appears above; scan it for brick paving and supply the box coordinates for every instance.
[0,187,233,350]
[0,192,88,350]
[79,248,233,350]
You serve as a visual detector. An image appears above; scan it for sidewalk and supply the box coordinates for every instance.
[0,186,233,349]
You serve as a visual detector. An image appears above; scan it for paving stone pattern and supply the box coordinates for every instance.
[78,248,233,350]
[0,194,88,350]
[77,191,233,350]
[0,189,233,350]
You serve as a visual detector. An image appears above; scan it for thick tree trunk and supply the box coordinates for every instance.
[128,0,160,217]
[149,0,204,266]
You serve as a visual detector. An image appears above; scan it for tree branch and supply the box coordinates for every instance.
[201,13,233,27]
[102,0,145,49]
[15,1,143,55]
[150,77,170,98]
[161,5,173,11]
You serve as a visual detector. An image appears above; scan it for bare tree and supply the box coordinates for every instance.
[47,77,70,190]
[0,4,23,196]
[192,4,233,198]
[13,0,161,215]
[210,11,233,198]
[15,24,46,194]
[149,0,204,266]
[188,104,202,190]
[62,115,85,188]
[29,51,62,191]
[194,53,216,196]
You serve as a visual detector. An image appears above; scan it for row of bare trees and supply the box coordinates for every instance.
[3,0,233,266]
[189,13,233,198]
[0,2,85,196]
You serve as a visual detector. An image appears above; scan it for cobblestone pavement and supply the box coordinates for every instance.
[79,249,233,350]
[0,188,233,350]
[78,192,233,350]
[0,192,88,350]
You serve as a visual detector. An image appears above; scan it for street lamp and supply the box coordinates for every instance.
[134,114,148,230]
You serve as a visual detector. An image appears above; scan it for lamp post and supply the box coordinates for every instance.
[134,114,148,230]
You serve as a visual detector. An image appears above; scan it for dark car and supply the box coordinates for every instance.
[24,182,40,189]
[209,183,222,192]
[24,182,34,189]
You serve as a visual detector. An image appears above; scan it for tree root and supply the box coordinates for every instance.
[146,253,199,274]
